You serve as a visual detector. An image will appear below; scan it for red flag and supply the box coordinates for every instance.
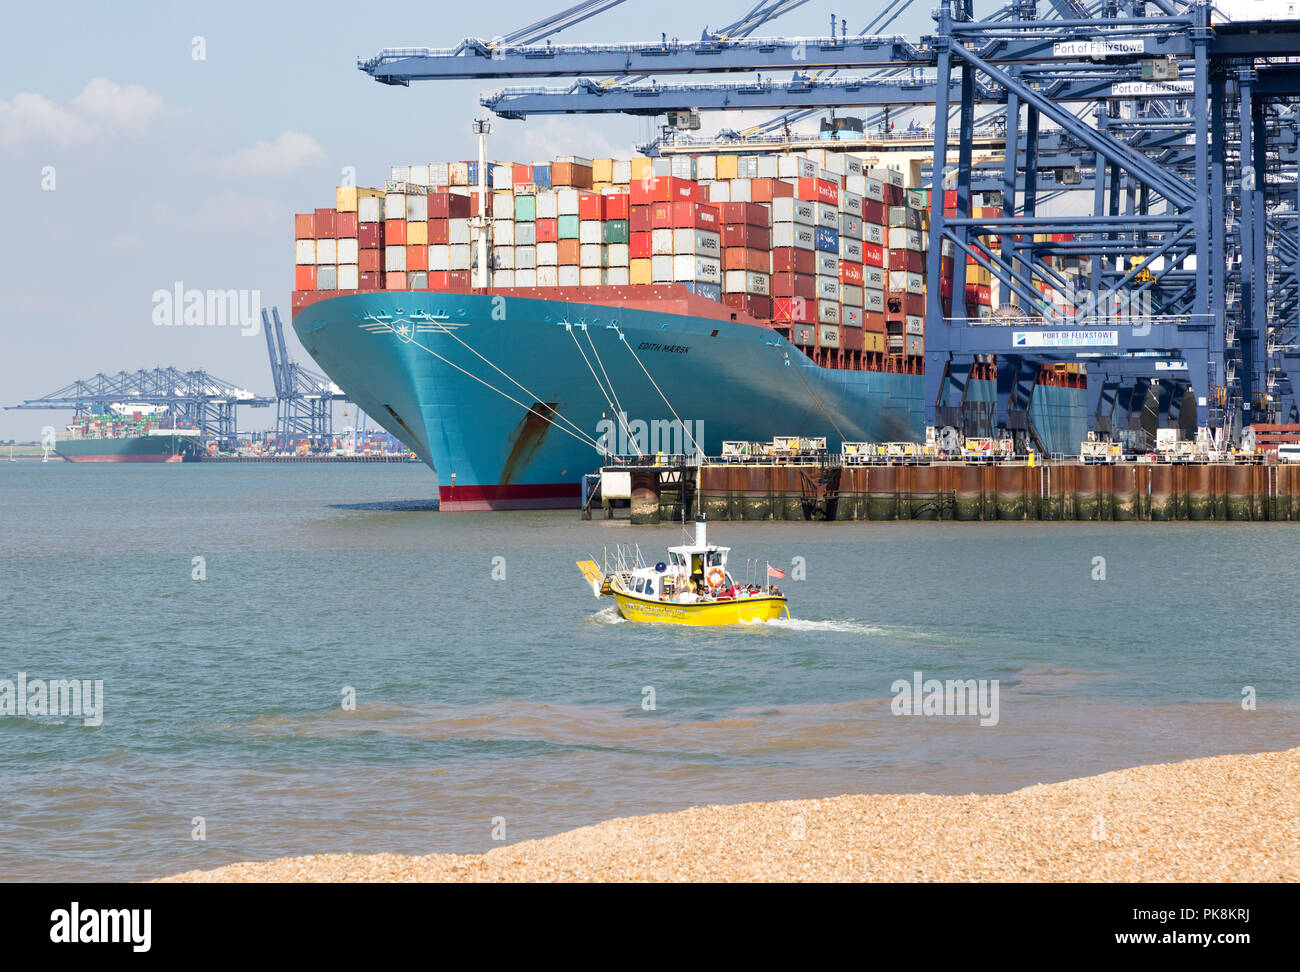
[767,565,786,579]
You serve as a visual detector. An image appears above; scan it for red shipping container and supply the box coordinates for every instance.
[719,201,768,226]
[427,270,450,290]
[385,219,407,246]
[749,178,794,203]
[722,223,771,249]
[557,240,580,265]
[966,283,992,305]
[889,249,925,273]
[295,265,317,290]
[336,213,358,237]
[578,192,603,220]
[840,260,864,286]
[359,272,382,291]
[314,211,336,239]
[939,275,952,298]
[603,194,630,220]
[883,184,903,207]
[448,270,471,288]
[862,242,885,267]
[722,247,769,273]
[651,201,674,228]
[863,311,887,332]
[886,292,925,317]
[359,249,381,273]
[385,271,408,290]
[839,327,864,352]
[671,201,719,229]
[358,222,383,249]
[629,175,697,205]
[512,164,532,185]
[534,219,558,243]
[295,214,315,239]
[629,205,653,232]
[797,177,839,206]
[773,296,816,323]
[724,293,772,320]
[771,248,816,275]
[771,273,816,299]
[862,200,887,225]
[630,232,653,259]
[426,220,449,245]
[428,192,473,219]
[406,245,428,272]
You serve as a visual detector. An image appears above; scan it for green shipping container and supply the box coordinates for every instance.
[601,219,629,244]
[557,214,581,239]
[513,195,537,222]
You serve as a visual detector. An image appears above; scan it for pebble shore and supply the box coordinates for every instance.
[160,748,1299,882]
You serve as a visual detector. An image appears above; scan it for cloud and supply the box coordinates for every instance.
[210,131,327,179]
[192,191,284,234]
[515,117,638,163]
[0,78,164,149]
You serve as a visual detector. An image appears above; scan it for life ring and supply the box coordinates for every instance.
[706,567,725,589]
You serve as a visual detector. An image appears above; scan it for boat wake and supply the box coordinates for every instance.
[587,605,629,625]
[747,616,888,635]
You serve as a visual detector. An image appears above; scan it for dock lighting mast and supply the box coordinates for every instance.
[473,118,492,288]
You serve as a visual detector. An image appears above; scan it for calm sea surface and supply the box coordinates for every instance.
[0,462,1296,881]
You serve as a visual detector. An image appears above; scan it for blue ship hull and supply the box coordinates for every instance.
[293,289,925,510]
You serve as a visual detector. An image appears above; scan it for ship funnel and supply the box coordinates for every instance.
[695,514,706,548]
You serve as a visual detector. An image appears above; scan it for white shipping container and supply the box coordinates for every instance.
[449,162,470,185]
[429,162,450,187]
[558,265,581,287]
[295,239,316,265]
[580,244,604,268]
[864,287,884,313]
[516,246,537,270]
[579,220,603,244]
[449,220,471,245]
[772,223,816,250]
[771,197,816,225]
[605,243,629,266]
[556,188,580,216]
[384,244,406,272]
[818,301,840,325]
[816,203,838,229]
[864,266,885,289]
[448,244,472,270]
[337,238,359,264]
[672,228,721,256]
[708,181,731,203]
[651,254,675,282]
[815,251,839,275]
[537,265,559,287]
[822,153,845,177]
[490,165,512,189]
[840,190,863,218]
[779,155,817,179]
[841,283,864,307]
[862,177,884,203]
[536,242,559,266]
[757,155,779,179]
[492,222,514,247]
[816,275,840,301]
[535,190,558,219]
[870,167,904,188]
[358,196,383,222]
[579,267,604,287]
[315,238,337,265]
[492,269,516,287]
[514,223,537,246]
[841,214,863,239]
[889,271,925,295]
[864,223,885,245]
[673,254,721,284]
[840,238,863,263]
[696,155,716,181]
[385,193,407,220]
[723,270,770,295]
[409,164,430,187]
[843,155,864,178]
[515,268,537,287]
[906,315,924,336]
[728,179,752,202]
[651,228,675,255]
[390,165,410,183]
[889,228,925,251]
[337,264,359,291]
[612,160,632,184]
[605,267,630,286]
[843,306,863,328]
[428,245,450,271]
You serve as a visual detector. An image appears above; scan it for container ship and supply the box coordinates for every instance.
[55,407,200,463]
[289,152,1086,510]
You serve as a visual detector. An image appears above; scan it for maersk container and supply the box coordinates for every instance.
[771,197,815,225]
[673,254,721,284]
[864,288,885,313]
[815,251,839,276]
[818,301,840,325]
[816,203,838,229]
[842,283,864,307]
[841,238,863,263]
[815,227,839,253]
[651,254,674,282]
[773,224,816,250]
[843,306,863,328]
[819,324,840,348]
[682,281,722,301]
[888,228,925,251]
[672,228,721,256]
[865,266,885,289]
[816,275,840,301]
[864,224,885,245]
[889,271,925,295]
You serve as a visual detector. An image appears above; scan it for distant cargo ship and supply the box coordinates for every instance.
[55,407,201,463]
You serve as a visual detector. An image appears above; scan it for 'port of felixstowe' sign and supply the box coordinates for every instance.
[1012,330,1119,348]
[1112,80,1194,97]
[1053,39,1145,58]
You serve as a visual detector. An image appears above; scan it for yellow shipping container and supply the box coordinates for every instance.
[407,221,428,246]
[716,155,739,180]
[337,186,358,213]
[630,158,655,182]
[592,158,614,184]
[863,331,885,353]
[629,258,653,285]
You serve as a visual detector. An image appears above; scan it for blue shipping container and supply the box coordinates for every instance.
[532,164,552,189]
[815,227,839,253]
[683,282,722,302]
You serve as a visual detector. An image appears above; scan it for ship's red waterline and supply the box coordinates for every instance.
[438,482,581,512]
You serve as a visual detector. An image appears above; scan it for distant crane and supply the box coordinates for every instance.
[260,306,349,452]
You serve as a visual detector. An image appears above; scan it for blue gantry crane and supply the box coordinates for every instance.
[358,0,1300,445]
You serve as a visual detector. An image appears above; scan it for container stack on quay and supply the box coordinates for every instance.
[291,149,1083,374]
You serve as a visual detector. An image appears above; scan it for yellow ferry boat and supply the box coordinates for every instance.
[577,516,790,626]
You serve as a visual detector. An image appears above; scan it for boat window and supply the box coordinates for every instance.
[636,578,645,594]
[707,552,722,566]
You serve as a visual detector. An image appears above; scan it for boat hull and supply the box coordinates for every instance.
[612,590,789,625]
[292,289,926,511]
[55,435,192,463]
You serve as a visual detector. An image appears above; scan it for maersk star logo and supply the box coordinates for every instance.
[396,322,413,342]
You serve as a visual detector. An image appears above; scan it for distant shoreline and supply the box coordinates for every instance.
[160,747,1299,883]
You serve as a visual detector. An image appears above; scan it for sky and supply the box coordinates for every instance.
[0,0,1069,440]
